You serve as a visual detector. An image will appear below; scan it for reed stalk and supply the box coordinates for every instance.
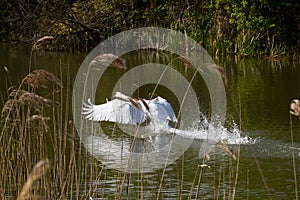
[17,159,50,200]
[289,114,299,200]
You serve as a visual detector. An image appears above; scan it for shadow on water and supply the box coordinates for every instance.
[0,44,300,199]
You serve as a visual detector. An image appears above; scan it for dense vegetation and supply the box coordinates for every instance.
[1,0,299,57]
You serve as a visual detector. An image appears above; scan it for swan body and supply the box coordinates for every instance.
[82,92,177,133]
[82,92,244,158]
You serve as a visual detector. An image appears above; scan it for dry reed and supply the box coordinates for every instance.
[17,159,50,200]
[290,99,300,117]
[0,69,63,199]
[18,92,57,108]
[90,54,127,70]
[23,69,63,89]
[2,89,57,120]
[215,143,237,160]
[179,56,228,88]
[1,99,19,117]
[289,99,299,200]
[1,69,61,127]
[32,36,54,51]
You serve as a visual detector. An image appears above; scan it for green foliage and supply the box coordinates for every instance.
[0,0,299,56]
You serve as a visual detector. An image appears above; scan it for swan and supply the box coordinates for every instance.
[82,92,211,139]
[82,92,178,134]
[82,92,240,159]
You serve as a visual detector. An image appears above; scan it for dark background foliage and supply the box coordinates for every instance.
[0,0,299,56]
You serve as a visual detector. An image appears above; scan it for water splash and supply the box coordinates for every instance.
[83,115,257,172]
[173,117,256,145]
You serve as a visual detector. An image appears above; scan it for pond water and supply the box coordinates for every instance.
[0,43,300,199]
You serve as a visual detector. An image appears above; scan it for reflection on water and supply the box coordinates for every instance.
[1,43,300,199]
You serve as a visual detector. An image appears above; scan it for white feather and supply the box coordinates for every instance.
[82,97,145,124]
[82,92,177,131]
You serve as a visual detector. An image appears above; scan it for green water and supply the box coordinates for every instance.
[0,43,300,199]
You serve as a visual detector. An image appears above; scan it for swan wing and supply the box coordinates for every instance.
[82,98,146,124]
[148,96,177,123]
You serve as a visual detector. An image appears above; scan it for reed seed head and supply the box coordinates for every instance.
[23,69,63,89]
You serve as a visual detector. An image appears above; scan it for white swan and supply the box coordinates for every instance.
[82,92,242,159]
[82,92,233,141]
[82,92,177,133]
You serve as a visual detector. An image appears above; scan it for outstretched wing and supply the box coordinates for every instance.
[82,98,146,125]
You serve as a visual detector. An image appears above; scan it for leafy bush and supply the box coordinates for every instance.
[0,0,299,56]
